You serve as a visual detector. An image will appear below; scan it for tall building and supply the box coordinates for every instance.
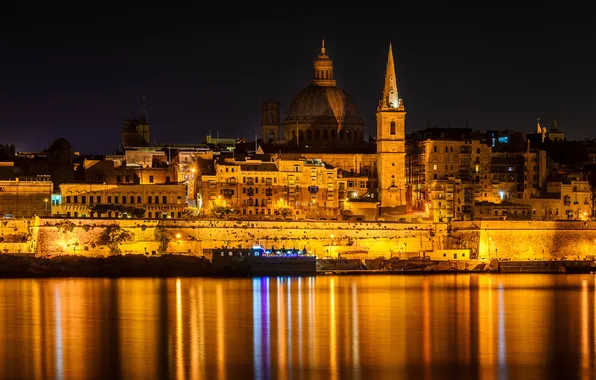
[261,101,281,144]
[266,40,366,147]
[376,43,407,214]
[121,96,151,148]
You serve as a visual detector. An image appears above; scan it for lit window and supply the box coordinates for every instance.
[433,165,438,171]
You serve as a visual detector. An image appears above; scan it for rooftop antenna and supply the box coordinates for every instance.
[140,95,148,122]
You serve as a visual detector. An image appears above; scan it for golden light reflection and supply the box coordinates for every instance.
[216,283,225,380]
[32,281,42,380]
[1,275,596,379]
[189,286,199,380]
[351,282,360,369]
[176,279,185,380]
[581,280,589,373]
[54,285,64,380]
[189,283,206,380]
[277,278,287,380]
[329,277,338,380]
[308,276,316,368]
[423,279,431,380]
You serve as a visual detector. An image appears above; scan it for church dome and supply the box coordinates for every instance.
[286,85,362,122]
[282,40,365,145]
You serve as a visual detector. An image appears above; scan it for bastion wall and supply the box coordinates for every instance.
[3,218,596,261]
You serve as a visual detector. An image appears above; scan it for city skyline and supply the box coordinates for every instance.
[0,5,593,154]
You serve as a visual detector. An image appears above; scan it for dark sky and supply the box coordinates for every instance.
[0,5,594,154]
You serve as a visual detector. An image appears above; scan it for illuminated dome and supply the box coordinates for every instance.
[286,85,362,122]
[283,40,365,145]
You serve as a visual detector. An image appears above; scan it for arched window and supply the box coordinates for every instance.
[346,129,351,141]
[299,130,304,142]
[268,112,275,124]
[390,121,396,135]
[331,130,337,140]
[306,130,312,141]
[322,130,329,140]
[339,130,344,140]
[314,129,321,140]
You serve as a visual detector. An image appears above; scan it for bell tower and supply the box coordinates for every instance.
[376,43,407,215]
[261,101,280,143]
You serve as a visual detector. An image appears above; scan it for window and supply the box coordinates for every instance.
[137,196,141,203]
[81,196,86,204]
[166,176,170,183]
[74,196,78,204]
[115,196,119,203]
[66,196,71,204]
[90,196,94,204]
[125,175,130,183]
[162,196,167,204]
[149,175,154,183]
[117,175,122,183]
[97,196,101,203]
[130,196,134,204]
[390,121,396,135]
[122,196,126,204]
[433,146,437,153]
[148,196,152,204]
[154,196,159,204]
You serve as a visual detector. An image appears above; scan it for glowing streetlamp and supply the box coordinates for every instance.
[176,233,181,239]
[44,198,49,214]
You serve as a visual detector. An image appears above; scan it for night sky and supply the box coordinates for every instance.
[0,5,594,154]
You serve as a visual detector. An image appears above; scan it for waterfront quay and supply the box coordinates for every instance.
[3,217,596,264]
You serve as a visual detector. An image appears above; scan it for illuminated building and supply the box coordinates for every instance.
[0,178,53,218]
[406,130,492,212]
[264,40,366,147]
[198,155,346,220]
[53,183,187,219]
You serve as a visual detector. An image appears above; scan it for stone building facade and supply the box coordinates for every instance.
[0,179,53,218]
[53,183,187,219]
[199,156,346,220]
[407,135,492,211]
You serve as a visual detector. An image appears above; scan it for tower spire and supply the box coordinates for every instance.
[312,39,335,87]
[380,42,399,109]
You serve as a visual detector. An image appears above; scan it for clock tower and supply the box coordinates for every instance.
[376,42,407,215]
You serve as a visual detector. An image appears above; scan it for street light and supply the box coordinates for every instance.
[44,198,49,215]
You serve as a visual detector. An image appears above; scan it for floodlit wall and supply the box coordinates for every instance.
[4,218,596,261]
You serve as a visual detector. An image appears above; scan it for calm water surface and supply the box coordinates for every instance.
[0,274,595,379]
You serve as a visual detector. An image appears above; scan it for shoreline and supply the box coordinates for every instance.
[0,254,594,278]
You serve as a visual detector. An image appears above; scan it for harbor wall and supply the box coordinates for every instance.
[3,218,596,261]
[34,218,441,258]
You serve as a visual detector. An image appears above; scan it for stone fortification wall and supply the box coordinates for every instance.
[452,221,596,260]
[36,218,442,258]
[0,218,37,255]
[9,218,596,261]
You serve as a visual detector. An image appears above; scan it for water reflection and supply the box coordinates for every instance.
[0,275,595,379]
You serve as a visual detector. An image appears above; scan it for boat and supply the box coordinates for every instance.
[211,245,317,276]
